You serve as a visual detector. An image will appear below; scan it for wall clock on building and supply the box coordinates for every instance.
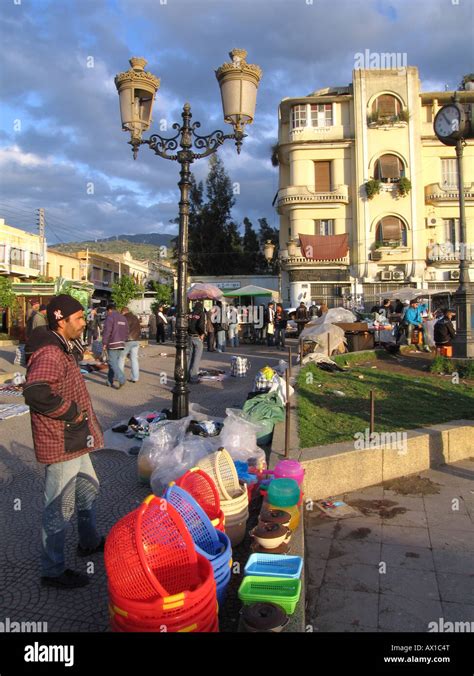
[433,103,469,145]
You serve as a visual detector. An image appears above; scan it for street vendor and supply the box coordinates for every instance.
[403,299,431,352]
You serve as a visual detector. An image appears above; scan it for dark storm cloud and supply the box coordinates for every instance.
[0,0,471,241]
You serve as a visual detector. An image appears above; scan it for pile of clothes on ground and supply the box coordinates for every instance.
[102,363,295,495]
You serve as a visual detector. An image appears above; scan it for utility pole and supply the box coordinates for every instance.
[36,208,46,276]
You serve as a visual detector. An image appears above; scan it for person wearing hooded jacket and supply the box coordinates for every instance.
[23,295,104,589]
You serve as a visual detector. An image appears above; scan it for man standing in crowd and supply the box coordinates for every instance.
[295,301,308,336]
[148,310,157,342]
[264,301,275,347]
[274,303,288,350]
[85,307,101,350]
[26,301,47,339]
[119,307,141,383]
[188,301,206,383]
[156,305,168,344]
[434,308,456,351]
[206,306,216,352]
[308,302,319,320]
[102,303,129,388]
[23,295,104,589]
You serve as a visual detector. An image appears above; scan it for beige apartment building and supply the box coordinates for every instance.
[275,67,474,309]
[0,219,45,281]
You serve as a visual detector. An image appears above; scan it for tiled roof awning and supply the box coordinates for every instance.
[299,233,349,261]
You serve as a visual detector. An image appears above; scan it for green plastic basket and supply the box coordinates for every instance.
[238,576,301,615]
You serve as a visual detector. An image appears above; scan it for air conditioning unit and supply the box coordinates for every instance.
[450,270,460,280]
[392,271,405,281]
[426,217,441,228]
[380,271,393,281]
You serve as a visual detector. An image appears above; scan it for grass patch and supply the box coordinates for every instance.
[297,362,474,448]
[431,356,474,379]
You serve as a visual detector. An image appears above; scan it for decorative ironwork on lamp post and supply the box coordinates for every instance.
[115,51,262,418]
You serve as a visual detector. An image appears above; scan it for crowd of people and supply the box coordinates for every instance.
[370,297,457,352]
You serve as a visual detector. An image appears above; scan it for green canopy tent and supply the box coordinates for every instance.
[223,284,275,300]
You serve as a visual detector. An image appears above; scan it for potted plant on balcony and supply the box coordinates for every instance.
[395,108,410,123]
[397,177,412,197]
[365,179,381,200]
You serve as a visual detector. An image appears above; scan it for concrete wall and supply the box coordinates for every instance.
[297,420,474,499]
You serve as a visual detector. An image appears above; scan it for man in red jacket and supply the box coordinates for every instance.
[24,295,104,589]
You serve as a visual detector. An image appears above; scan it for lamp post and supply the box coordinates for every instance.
[263,240,281,302]
[433,93,474,358]
[115,51,262,418]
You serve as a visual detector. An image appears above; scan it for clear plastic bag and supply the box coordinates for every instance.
[137,417,191,483]
[150,435,217,495]
[220,408,267,466]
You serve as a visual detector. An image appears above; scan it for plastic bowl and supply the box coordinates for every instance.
[267,479,300,508]
[273,460,305,487]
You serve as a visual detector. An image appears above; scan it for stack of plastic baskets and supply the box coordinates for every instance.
[198,448,249,546]
[238,553,303,617]
[105,495,219,632]
[176,467,225,532]
[164,485,233,606]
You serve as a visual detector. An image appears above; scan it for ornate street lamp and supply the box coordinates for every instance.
[263,240,281,302]
[433,92,474,358]
[115,51,262,418]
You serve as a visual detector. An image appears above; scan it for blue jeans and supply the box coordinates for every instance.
[118,340,139,382]
[216,330,226,352]
[188,335,204,379]
[228,325,239,347]
[41,454,100,576]
[275,327,286,348]
[107,348,126,385]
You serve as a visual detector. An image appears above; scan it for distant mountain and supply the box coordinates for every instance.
[50,234,175,262]
[101,233,175,246]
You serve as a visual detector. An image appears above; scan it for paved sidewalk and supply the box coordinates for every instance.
[305,461,474,632]
[0,340,293,632]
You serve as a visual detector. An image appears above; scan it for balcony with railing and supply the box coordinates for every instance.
[280,243,350,267]
[425,183,474,204]
[288,124,345,143]
[427,244,474,264]
[276,185,349,212]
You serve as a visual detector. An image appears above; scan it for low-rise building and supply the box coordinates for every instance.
[0,219,45,281]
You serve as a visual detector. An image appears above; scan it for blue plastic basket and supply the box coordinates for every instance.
[164,485,221,557]
[244,554,303,580]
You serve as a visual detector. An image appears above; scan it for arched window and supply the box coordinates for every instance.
[374,154,405,183]
[371,94,401,119]
[375,217,407,246]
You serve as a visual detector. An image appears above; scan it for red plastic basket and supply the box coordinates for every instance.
[110,597,218,633]
[105,495,199,600]
[175,468,220,517]
[107,554,216,618]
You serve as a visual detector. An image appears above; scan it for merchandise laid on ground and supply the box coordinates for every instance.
[105,452,305,632]
[102,361,304,632]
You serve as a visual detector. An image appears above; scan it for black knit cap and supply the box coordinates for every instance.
[47,294,84,327]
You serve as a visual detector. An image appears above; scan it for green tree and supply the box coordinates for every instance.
[148,280,173,306]
[242,217,261,274]
[0,278,17,312]
[111,276,144,308]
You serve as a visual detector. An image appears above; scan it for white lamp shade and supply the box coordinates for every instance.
[219,75,259,126]
[216,49,262,129]
[115,58,160,140]
[263,240,276,262]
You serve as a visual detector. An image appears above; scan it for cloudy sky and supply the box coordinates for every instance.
[0,0,472,244]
